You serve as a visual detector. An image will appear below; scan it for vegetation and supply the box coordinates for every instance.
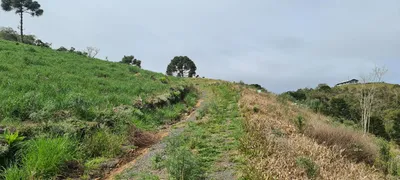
[120,55,142,68]
[239,88,386,179]
[0,27,51,47]
[0,40,198,179]
[282,83,400,142]
[1,0,44,43]
[166,56,197,77]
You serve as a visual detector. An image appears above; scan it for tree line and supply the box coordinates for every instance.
[281,67,400,143]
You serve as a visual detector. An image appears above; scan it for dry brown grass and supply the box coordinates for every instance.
[127,126,156,148]
[239,88,384,179]
[305,119,378,165]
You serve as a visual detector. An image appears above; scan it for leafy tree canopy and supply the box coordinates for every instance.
[120,55,142,68]
[1,0,43,16]
[166,56,197,77]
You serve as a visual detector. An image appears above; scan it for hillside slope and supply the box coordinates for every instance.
[0,40,198,179]
[239,88,387,179]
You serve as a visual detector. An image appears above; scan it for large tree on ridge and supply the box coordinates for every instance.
[1,0,44,43]
[166,56,197,77]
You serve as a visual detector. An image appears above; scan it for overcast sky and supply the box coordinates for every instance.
[1,0,399,92]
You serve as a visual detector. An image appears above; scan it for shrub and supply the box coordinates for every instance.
[376,140,391,175]
[294,115,305,133]
[20,137,76,179]
[159,77,168,84]
[82,129,125,158]
[164,135,204,180]
[57,46,68,52]
[296,156,319,179]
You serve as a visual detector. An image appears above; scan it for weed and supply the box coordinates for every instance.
[294,115,305,133]
[3,130,25,145]
[82,129,125,158]
[296,156,319,179]
[151,153,164,170]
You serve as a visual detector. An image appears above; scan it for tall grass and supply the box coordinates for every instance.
[3,137,76,179]
[0,39,186,122]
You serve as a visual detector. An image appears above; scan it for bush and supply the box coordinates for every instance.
[82,129,125,158]
[376,140,391,175]
[296,156,319,179]
[164,135,204,180]
[57,46,68,52]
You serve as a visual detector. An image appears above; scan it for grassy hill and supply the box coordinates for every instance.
[0,40,198,179]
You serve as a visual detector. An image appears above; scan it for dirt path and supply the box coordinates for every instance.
[104,91,207,180]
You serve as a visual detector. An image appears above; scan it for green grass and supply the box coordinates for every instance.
[0,39,186,122]
[0,39,199,179]
[163,82,244,177]
[3,137,76,179]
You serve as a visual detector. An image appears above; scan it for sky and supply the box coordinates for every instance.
[1,0,399,93]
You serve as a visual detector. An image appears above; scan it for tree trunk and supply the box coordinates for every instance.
[19,11,24,43]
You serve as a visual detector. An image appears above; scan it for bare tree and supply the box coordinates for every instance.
[359,66,388,134]
[85,46,100,58]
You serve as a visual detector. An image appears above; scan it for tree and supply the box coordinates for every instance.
[359,66,388,134]
[0,27,19,41]
[317,83,331,92]
[392,113,400,144]
[166,56,197,77]
[120,55,142,68]
[1,0,44,43]
[85,46,100,58]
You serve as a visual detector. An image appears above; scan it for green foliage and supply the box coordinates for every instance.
[294,115,306,133]
[282,83,400,142]
[3,130,24,145]
[376,140,391,175]
[0,40,185,123]
[165,135,204,180]
[82,129,125,158]
[370,116,390,140]
[166,56,197,77]
[296,156,319,179]
[57,46,68,52]
[2,165,29,180]
[0,27,18,41]
[121,55,142,68]
[4,137,76,179]
[391,112,400,144]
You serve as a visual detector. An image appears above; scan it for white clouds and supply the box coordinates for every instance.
[1,0,399,92]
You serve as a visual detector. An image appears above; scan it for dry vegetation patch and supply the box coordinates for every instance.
[239,89,384,179]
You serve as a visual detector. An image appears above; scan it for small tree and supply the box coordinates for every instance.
[1,0,44,43]
[85,46,100,58]
[166,56,197,77]
[0,27,19,41]
[120,55,142,68]
[359,66,388,134]
[392,113,400,144]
